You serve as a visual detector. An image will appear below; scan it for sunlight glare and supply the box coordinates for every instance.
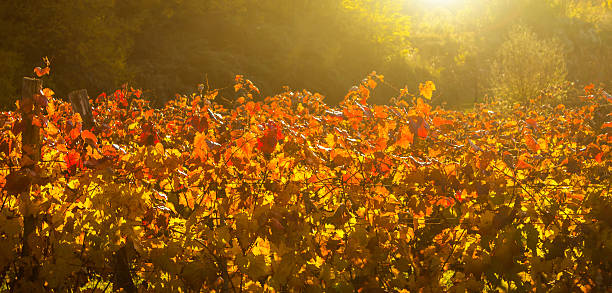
[421,0,459,7]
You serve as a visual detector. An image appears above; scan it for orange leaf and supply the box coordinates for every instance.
[102,145,119,157]
[601,122,612,129]
[192,132,208,161]
[342,173,360,185]
[373,106,388,119]
[525,118,537,128]
[569,193,585,201]
[395,126,413,149]
[32,117,42,127]
[144,109,155,120]
[367,78,377,89]
[358,85,370,104]
[70,127,81,141]
[81,130,98,146]
[432,116,453,127]
[46,122,59,136]
[516,159,533,169]
[415,98,431,116]
[246,101,260,114]
[72,113,83,124]
[34,66,50,77]
[525,134,540,152]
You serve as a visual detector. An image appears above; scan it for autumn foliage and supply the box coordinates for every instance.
[0,72,610,292]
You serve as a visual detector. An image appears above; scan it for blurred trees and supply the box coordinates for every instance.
[406,0,612,105]
[128,0,416,103]
[0,0,611,107]
[489,25,567,101]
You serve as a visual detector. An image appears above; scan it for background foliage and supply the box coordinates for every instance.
[1,0,612,107]
[489,25,567,101]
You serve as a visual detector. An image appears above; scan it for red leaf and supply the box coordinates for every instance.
[417,122,428,138]
[96,92,107,103]
[140,123,159,146]
[516,159,533,169]
[114,89,128,107]
[525,118,538,128]
[189,115,208,132]
[257,122,283,155]
[65,150,83,175]
[595,152,603,163]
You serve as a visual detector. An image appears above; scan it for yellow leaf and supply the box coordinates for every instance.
[419,81,436,100]
[42,88,54,97]
[47,100,56,116]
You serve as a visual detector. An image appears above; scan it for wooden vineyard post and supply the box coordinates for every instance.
[16,77,43,288]
[68,89,94,130]
[113,241,137,292]
[20,77,42,257]
[20,77,43,165]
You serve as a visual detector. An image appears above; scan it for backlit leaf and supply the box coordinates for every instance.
[418,80,436,100]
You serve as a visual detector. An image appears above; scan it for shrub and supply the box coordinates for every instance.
[489,25,567,101]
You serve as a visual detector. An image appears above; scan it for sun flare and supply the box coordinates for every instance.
[421,0,459,7]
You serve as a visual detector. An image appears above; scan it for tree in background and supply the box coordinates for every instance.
[489,25,567,101]
[0,0,135,107]
[128,0,416,104]
[405,0,611,106]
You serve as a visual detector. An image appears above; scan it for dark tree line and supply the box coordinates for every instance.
[1,0,611,107]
